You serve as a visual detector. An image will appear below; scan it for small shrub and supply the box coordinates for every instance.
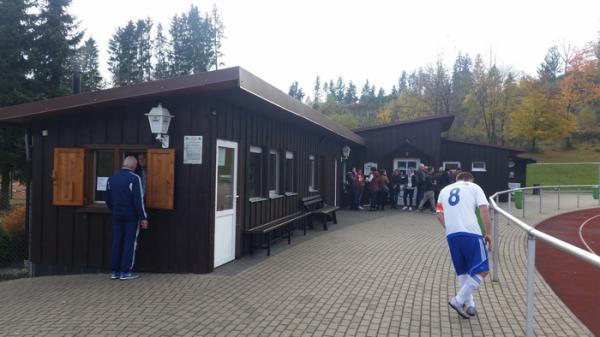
[3,205,25,236]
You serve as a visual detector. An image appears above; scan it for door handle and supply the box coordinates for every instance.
[226,195,239,198]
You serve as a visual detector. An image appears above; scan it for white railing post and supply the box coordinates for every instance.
[490,184,600,337]
[492,197,500,282]
[507,192,512,225]
[526,233,536,337]
[522,190,526,219]
[557,186,561,210]
[539,188,542,214]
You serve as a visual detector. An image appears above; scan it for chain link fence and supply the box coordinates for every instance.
[0,174,28,276]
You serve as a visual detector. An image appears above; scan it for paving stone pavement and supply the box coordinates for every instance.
[0,192,597,337]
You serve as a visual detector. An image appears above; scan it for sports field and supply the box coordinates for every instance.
[527,163,599,187]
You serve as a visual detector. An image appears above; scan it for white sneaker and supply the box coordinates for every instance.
[448,298,470,319]
[408,207,413,211]
[402,206,407,210]
[466,306,477,316]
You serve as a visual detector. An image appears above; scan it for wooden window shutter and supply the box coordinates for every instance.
[146,149,175,209]
[52,148,85,206]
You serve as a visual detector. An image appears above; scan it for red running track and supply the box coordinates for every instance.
[536,208,600,336]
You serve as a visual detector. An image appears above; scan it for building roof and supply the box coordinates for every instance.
[442,138,525,153]
[353,115,455,133]
[0,67,366,146]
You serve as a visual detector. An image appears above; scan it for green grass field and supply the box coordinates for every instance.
[527,164,599,187]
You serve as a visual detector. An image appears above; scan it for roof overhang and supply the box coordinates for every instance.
[0,67,366,147]
[353,115,455,133]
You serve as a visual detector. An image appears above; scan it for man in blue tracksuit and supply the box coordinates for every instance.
[106,156,148,280]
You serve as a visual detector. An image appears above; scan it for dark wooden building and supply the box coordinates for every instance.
[352,115,533,197]
[0,67,364,275]
[0,68,532,276]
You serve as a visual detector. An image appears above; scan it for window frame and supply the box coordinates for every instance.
[442,161,461,171]
[284,151,296,194]
[268,149,281,197]
[248,145,265,200]
[83,145,149,206]
[471,161,487,172]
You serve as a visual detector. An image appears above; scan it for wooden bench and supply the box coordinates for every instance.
[247,211,309,256]
[301,195,340,231]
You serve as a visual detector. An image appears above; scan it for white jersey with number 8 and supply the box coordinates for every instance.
[436,181,489,237]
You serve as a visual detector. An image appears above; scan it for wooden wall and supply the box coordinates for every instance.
[354,120,444,171]
[29,93,346,275]
[440,140,511,196]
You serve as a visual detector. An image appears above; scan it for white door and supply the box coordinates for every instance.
[214,140,238,267]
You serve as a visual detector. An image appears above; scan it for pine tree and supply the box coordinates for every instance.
[153,23,170,80]
[288,81,304,101]
[0,0,35,106]
[209,5,225,70]
[334,77,345,102]
[538,46,561,82]
[134,18,153,82]
[31,0,83,98]
[108,21,138,86]
[169,14,190,76]
[0,0,33,209]
[343,81,357,104]
[360,80,373,104]
[398,71,408,94]
[74,37,103,92]
[313,76,321,106]
[185,6,211,73]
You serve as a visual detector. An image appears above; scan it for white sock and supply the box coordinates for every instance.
[455,275,483,305]
[457,274,475,307]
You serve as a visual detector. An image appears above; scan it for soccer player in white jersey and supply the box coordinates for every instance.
[436,171,492,319]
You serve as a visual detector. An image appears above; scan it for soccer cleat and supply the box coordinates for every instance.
[110,272,120,280]
[119,272,139,280]
[448,298,470,319]
[466,306,477,316]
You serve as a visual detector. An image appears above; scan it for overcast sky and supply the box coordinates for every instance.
[70,0,600,95]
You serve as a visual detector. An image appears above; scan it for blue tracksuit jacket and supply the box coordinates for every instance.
[106,168,147,220]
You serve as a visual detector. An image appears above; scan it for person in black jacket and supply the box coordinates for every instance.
[417,167,437,213]
[415,164,427,207]
[390,169,402,208]
[402,168,417,211]
[107,156,148,280]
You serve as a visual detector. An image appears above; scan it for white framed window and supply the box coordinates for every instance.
[268,149,280,196]
[309,155,317,191]
[92,150,116,203]
[443,161,461,170]
[248,146,263,198]
[284,151,295,192]
[472,161,487,172]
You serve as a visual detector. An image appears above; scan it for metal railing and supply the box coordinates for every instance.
[488,185,600,337]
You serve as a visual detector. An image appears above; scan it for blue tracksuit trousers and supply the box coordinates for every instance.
[111,215,140,274]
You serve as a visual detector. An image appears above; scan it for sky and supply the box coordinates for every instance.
[70,0,600,95]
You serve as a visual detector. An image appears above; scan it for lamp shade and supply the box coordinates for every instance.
[342,145,351,159]
[146,103,174,134]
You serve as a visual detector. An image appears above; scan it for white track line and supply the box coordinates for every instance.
[578,214,600,256]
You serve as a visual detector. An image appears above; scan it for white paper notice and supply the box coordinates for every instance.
[184,135,203,164]
[96,177,109,191]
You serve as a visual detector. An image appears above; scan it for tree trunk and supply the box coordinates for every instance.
[531,137,537,153]
[0,167,10,210]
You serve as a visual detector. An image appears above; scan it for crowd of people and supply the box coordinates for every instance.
[345,164,463,212]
